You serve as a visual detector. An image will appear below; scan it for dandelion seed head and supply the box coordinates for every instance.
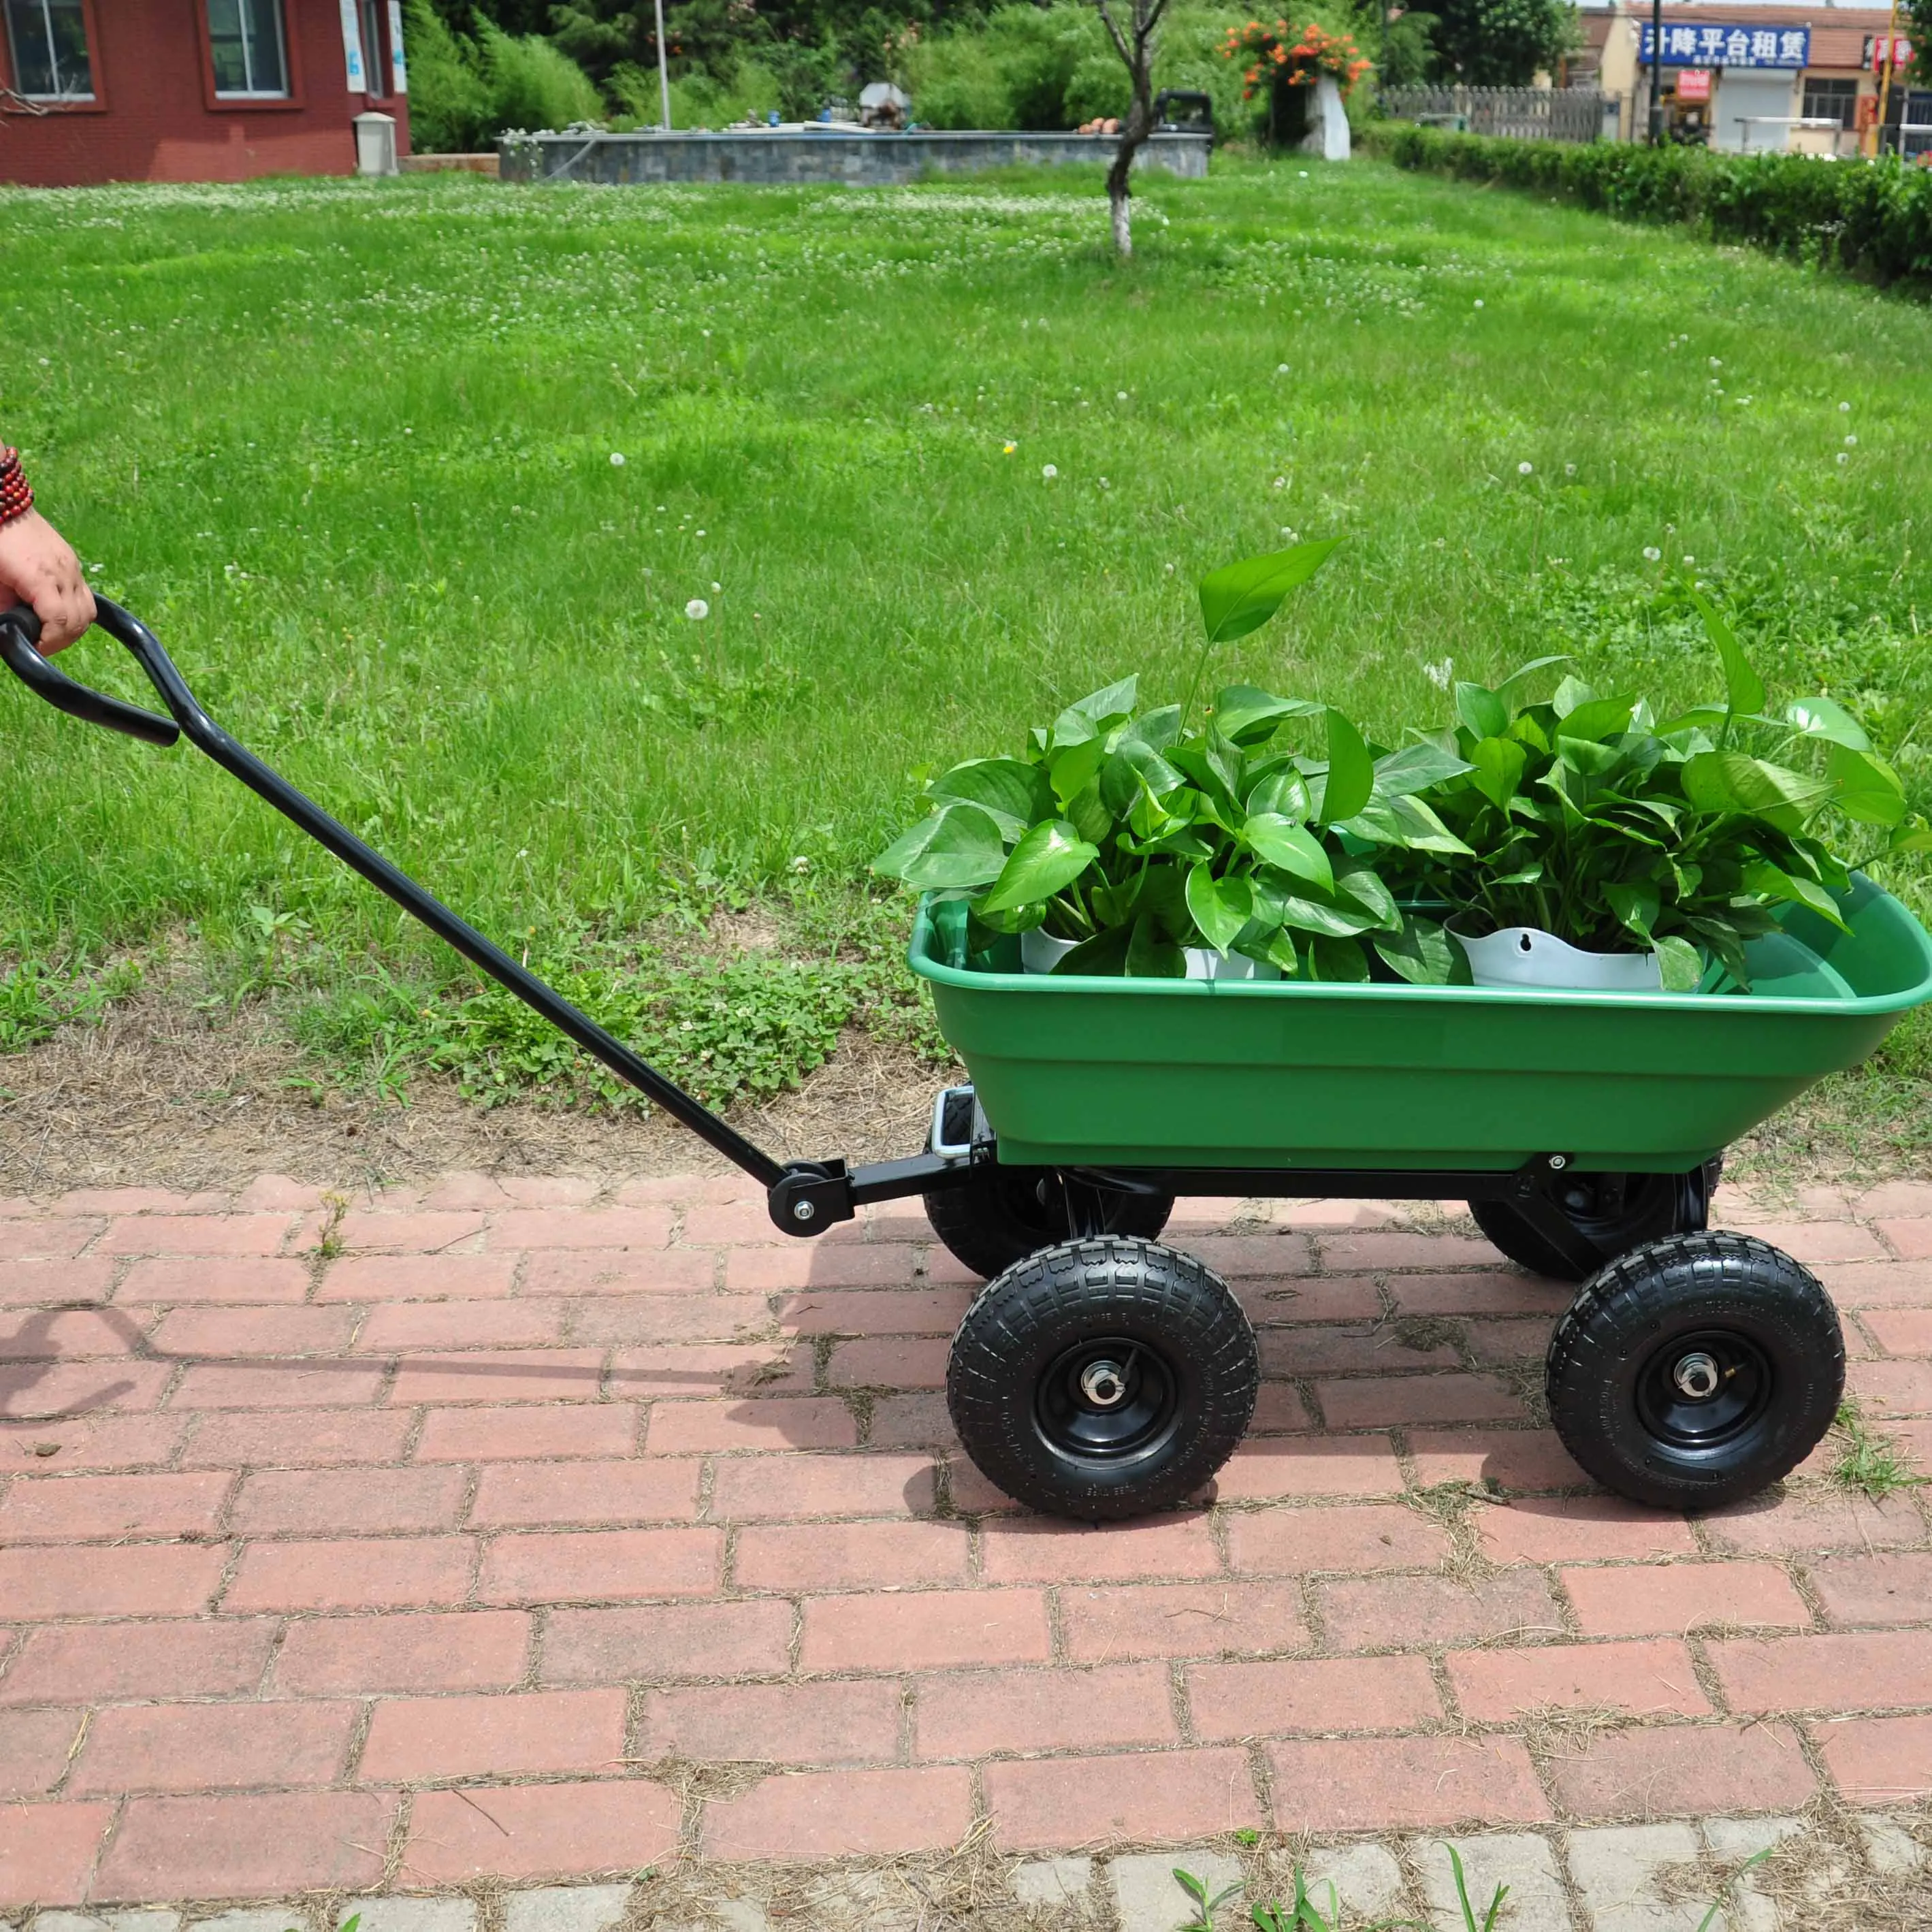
[1643,546,1662,562]
[1844,434,1858,448]
[609,452,626,466]
[685,598,709,620]
[1473,298,1483,309]
[1518,461,1533,475]
[1837,451,1849,464]
[1041,464,1057,480]
[1839,400,1851,412]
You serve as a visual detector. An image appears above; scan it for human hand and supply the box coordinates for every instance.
[0,509,95,652]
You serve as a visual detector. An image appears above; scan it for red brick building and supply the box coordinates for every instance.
[0,0,413,187]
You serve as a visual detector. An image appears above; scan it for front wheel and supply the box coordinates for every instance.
[1545,1231,1844,1511]
[946,1236,1258,1521]
[923,1165,1174,1281]
[1470,1161,1722,1283]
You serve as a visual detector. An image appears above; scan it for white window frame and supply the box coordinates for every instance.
[209,0,291,100]
[5,0,95,101]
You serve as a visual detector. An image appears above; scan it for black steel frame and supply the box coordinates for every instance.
[3,600,1608,1280]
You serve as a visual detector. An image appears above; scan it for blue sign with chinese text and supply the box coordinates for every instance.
[1639,22,1811,67]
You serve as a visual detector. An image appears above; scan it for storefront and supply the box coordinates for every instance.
[0,1,412,185]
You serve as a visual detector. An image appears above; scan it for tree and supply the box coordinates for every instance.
[1089,0,1172,257]
[1426,0,1573,86]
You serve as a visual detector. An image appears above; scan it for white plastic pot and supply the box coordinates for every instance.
[1020,928,1081,974]
[1453,924,1662,993]
[1020,929,1280,981]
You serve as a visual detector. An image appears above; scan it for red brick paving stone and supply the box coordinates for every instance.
[647,1397,858,1453]
[521,1248,718,1298]
[543,1600,795,1683]
[1462,1317,1556,1365]
[1855,1182,1932,1219]
[826,1338,952,1391]
[618,1174,751,1206]
[1259,1327,1461,1376]
[869,1391,959,1450]
[1317,1570,1564,1652]
[1189,1655,1442,1738]
[1700,1487,1927,1556]
[359,1686,628,1780]
[224,1535,475,1613]
[774,1287,973,1335]
[683,1202,790,1243]
[1547,1720,1817,1819]
[415,1404,641,1463]
[0,1308,145,1358]
[0,1802,112,1906]
[479,1526,722,1603]
[984,1747,1263,1849]
[1848,1359,1932,1416]
[0,1543,224,1619]
[1182,1236,1317,1278]
[1408,1429,1592,1493]
[405,1779,683,1881]
[605,1341,813,1396]
[578,1296,775,1346]
[1248,1384,1316,1434]
[470,1458,700,1527]
[1561,1560,1809,1637]
[801,1587,1051,1673]
[703,1764,976,1860]
[0,1257,116,1306]
[91,1790,396,1899]
[1268,1736,1551,1831]
[1816,1713,1932,1803]
[1212,1434,1404,1502]
[1060,1581,1307,1664]
[733,1519,972,1592]
[352,1301,568,1352]
[58,1188,227,1214]
[69,1698,357,1794]
[0,1470,231,1540]
[1,1359,174,1417]
[1449,1636,1709,1720]
[1384,1272,1573,1317]
[315,1253,519,1302]
[916,1660,1178,1758]
[231,1466,468,1535]
[1318,1372,1525,1430]
[1319,1232,1502,1272]
[169,1359,388,1410]
[153,1306,360,1359]
[0,1219,101,1263]
[97,1214,299,1258]
[1274,1200,1411,1231]
[334,1209,486,1253]
[1710,1629,1932,1714]
[980,1512,1221,1585]
[488,1206,673,1251]
[118,1257,311,1306]
[0,1413,182,1470]
[0,1618,276,1705]
[181,1407,413,1468]
[388,1350,607,1406]
[1476,1496,1698,1565]
[1808,1551,1932,1628]
[0,1709,84,1797]
[1863,1307,1932,1355]
[641,1679,903,1765]
[274,1610,532,1694]
[1725,1220,1888,1264]
[1227,1502,1450,1577]
[1241,1280,1384,1324]
[737,1247,928,1293]
[709,1451,937,1522]
[236,1176,331,1211]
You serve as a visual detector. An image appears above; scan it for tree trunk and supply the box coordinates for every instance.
[1106,91,1153,259]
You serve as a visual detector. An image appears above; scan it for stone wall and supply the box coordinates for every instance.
[498,129,1212,186]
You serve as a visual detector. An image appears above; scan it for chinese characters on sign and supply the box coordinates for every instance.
[1677,69,1713,101]
[1639,23,1811,67]
[1865,36,1915,72]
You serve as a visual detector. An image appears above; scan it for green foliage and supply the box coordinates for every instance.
[1371,123,1932,293]
[1172,1866,1243,1932]
[1829,1398,1925,1502]
[1424,0,1575,85]
[0,951,140,1052]
[400,1,603,147]
[401,0,494,150]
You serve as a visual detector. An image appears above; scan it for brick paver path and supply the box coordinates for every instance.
[3,1172,1931,1904]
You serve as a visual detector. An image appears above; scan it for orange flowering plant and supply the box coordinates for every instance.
[1220,18,1372,98]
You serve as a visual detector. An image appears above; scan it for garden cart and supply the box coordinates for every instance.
[10,600,1932,1522]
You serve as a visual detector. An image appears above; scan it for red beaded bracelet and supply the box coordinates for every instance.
[0,447,35,528]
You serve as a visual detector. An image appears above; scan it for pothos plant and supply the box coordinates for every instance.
[1398,592,1931,991]
[873,542,1472,982]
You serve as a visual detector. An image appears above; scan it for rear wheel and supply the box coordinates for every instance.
[923,1165,1174,1281]
[1470,1161,1722,1282]
[946,1236,1257,1520]
[1545,1230,1843,1510]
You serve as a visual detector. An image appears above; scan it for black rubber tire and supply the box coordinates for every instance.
[946,1236,1259,1521]
[1470,1160,1722,1283]
[923,1166,1174,1281]
[1546,1230,1844,1510]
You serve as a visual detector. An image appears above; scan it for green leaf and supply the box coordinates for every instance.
[1063,777,1114,846]
[1494,654,1570,704]
[1373,914,1462,985]
[1197,539,1342,644]
[1889,816,1932,856]
[1692,589,1766,721]
[1558,694,1637,743]
[1786,695,1871,752]
[1246,763,1313,822]
[1455,681,1508,741]
[1125,703,1184,751]
[1552,674,1597,718]
[927,758,1052,836]
[1274,890,1382,939]
[1742,857,1852,933]
[871,804,1008,890]
[1304,935,1372,982]
[1372,742,1475,797]
[1126,909,1186,978]
[1340,792,1476,856]
[975,820,1099,914]
[1100,739,1187,817]
[1604,882,1660,944]
[1332,858,1403,933]
[1046,735,1110,809]
[1242,815,1335,891]
[1654,935,1703,993]
[1055,922,1133,976]
[1682,752,1833,833]
[1068,675,1139,725]
[1213,683,1323,745]
[1318,709,1375,825]
[1185,865,1253,954]
[1468,736,1527,810]
[1826,744,1907,826]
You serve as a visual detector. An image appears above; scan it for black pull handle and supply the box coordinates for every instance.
[0,601,182,748]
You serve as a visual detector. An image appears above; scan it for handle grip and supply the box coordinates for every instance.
[0,601,182,748]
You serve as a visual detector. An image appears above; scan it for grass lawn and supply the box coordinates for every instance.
[1,157,1928,1161]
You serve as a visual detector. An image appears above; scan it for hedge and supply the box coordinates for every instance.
[1366,122,1932,293]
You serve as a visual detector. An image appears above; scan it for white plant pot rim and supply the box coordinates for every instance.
[1453,923,1662,992]
[1020,928,1280,980]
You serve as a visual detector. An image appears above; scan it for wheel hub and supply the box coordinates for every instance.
[1080,1360,1129,1408]
[1035,1335,1180,1466]
[1636,1327,1772,1453]
[1672,1351,1722,1401]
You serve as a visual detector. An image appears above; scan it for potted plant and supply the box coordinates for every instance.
[1398,593,1928,991]
[1221,18,1370,155]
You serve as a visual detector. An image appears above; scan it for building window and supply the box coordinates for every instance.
[1802,76,1858,129]
[207,0,288,98]
[359,0,384,94]
[4,0,93,99]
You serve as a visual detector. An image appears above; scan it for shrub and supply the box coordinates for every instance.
[401,0,493,151]
[478,18,605,131]
[1370,123,1932,293]
[400,2,604,147]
